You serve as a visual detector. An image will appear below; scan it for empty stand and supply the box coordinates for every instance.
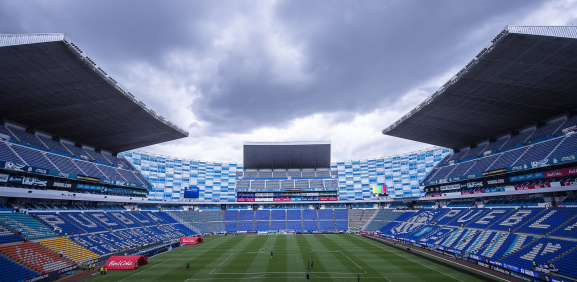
[0,242,73,274]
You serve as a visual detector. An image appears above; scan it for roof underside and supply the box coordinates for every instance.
[383,26,577,149]
[0,35,187,153]
[243,143,331,170]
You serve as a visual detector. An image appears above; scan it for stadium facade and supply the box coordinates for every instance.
[121,151,242,202]
[333,147,451,200]
[122,147,450,202]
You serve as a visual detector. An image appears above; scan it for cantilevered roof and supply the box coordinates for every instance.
[0,33,188,153]
[383,26,577,149]
[243,141,331,170]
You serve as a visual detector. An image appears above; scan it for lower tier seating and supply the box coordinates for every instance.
[0,255,39,282]
[38,237,99,263]
[0,242,73,274]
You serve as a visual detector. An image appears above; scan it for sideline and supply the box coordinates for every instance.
[360,235,513,282]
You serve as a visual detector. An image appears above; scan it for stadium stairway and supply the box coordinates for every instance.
[38,237,99,263]
[0,242,74,274]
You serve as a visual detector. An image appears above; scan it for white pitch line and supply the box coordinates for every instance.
[355,236,471,282]
[209,252,235,274]
[116,236,226,282]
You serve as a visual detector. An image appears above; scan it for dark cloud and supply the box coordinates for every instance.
[0,0,549,138]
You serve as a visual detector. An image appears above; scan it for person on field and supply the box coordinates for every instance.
[358,274,360,282]
[186,263,189,271]
[306,272,309,282]
[105,267,107,275]
[307,261,310,270]
[271,251,273,259]
[100,267,104,275]
[311,260,314,269]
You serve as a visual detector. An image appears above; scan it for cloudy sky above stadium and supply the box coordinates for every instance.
[1,0,576,163]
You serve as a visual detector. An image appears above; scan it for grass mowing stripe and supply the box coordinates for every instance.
[353,235,478,282]
[308,235,367,277]
[319,234,391,281]
[366,236,510,282]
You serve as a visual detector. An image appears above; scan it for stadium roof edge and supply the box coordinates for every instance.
[382,25,577,149]
[0,33,189,152]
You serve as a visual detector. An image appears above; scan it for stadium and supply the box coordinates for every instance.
[0,24,577,282]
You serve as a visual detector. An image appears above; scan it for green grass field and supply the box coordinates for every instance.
[82,234,503,282]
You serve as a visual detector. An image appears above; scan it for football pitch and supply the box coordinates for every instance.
[82,234,504,282]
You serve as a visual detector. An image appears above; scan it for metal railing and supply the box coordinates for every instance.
[0,33,189,137]
[0,33,65,47]
[507,25,577,39]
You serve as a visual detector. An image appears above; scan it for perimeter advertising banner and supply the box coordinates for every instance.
[180,237,203,245]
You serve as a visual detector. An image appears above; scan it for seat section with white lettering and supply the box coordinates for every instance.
[418,227,457,244]
[125,212,155,226]
[60,212,108,233]
[550,214,577,238]
[446,208,490,227]
[432,209,467,225]
[107,212,142,228]
[500,238,577,270]
[490,208,545,231]
[85,212,124,230]
[464,209,514,229]
[516,208,577,235]
[32,212,84,234]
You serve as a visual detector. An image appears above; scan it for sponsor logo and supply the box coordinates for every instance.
[0,173,8,183]
[8,175,23,183]
[32,168,47,174]
[467,181,483,188]
[477,262,490,268]
[561,155,576,162]
[5,162,25,171]
[486,179,505,185]
[468,254,481,261]
[488,260,503,267]
[77,175,100,182]
[53,182,72,188]
[108,260,134,267]
[58,172,70,178]
[25,273,49,282]
[58,265,77,273]
[22,177,35,185]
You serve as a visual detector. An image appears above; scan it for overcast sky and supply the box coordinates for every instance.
[1,0,576,163]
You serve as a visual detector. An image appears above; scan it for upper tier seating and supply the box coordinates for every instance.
[271,210,286,220]
[318,209,333,220]
[255,210,270,220]
[0,255,38,282]
[0,242,73,274]
[0,213,55,239]
[287,210,302,220]
[333,209,348,220]
[516,208,577,235]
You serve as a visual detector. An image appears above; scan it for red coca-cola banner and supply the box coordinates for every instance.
[105,256,147,270]
[544,166,577,178]
[181,236,203,245]
[461,190,484,195]
[319,197,338,201]
[515,183,551,190]
[237,198,255,202]
[273,198,291,201]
